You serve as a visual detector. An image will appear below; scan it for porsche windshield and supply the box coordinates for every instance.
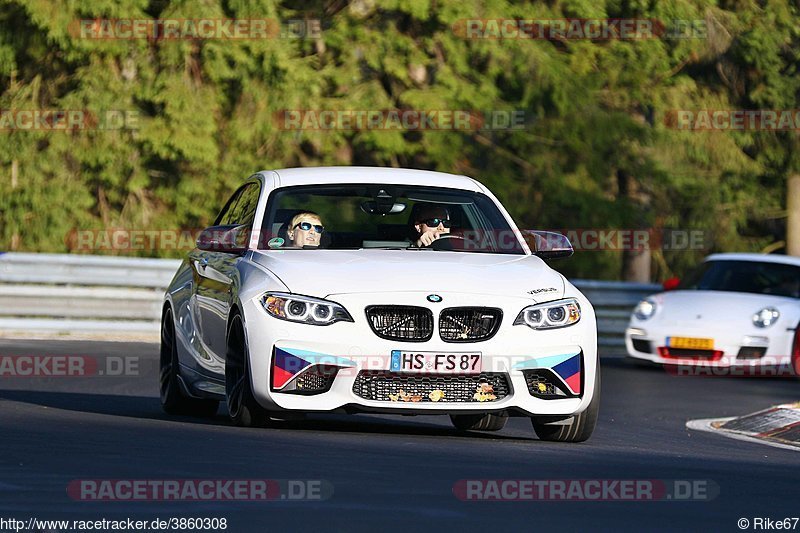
[679,260,800,298]
[259,184,525,254]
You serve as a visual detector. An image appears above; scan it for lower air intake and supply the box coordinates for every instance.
[352,371,511,403]
[522,370,574,399]
[286,367,339,395]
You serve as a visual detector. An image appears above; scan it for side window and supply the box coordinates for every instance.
[214,188,244,226]
[214,182,260,226]
[232,183,261,227]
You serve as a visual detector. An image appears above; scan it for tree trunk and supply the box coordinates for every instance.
[618,169,652,282]
[11,160,19,251]
[787,175,800,257]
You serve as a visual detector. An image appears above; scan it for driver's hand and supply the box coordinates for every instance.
[416,229,442,247]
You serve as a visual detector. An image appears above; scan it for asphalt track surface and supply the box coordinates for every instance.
[0,339,798,532]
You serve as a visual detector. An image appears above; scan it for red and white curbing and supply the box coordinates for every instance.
[687,403,800,451]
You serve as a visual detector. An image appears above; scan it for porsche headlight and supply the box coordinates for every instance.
[752,307,779,328]
[262,292,353,326]
[514,298,581,330]
[633,298,657,321]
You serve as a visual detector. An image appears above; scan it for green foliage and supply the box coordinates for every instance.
[0,0,796,278]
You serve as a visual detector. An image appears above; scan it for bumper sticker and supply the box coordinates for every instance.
[272,348,311,389]
[552,354,582,395]
[272,347,357,390]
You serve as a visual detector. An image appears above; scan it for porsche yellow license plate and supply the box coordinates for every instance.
[667,337,714,350]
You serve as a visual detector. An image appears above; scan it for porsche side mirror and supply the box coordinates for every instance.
[525,230,574,259]
[196,224,249,254]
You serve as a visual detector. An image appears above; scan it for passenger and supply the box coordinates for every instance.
[287,211,324,247]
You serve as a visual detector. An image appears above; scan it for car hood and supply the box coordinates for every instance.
[652,290,798,324]
[250,250,565,300]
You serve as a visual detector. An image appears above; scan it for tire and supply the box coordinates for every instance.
[791,326,800,378]
[225,312,271,428]
[532,367,600,443]
[160,306,219,417]
[450,413,508,431]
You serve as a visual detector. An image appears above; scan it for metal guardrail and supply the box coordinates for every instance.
[0,253,661,349]
[571,279,662,349]
[0,253,180,336]
[0,253,180,288]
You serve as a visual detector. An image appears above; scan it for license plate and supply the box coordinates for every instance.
[667,337,714,350]
[390,350,482,374]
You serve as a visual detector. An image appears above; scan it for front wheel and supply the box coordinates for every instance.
[225,313,271,428]
[531,367,600,443]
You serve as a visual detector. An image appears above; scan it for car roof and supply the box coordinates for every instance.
[705,253,800,267]
[263,166,486,192]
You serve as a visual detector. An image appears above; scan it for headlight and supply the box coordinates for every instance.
[633,298,657,321]
[513,298,581,330]
[752,307,779,328]
[261,292,354,326]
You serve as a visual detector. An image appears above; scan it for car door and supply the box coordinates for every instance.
[190,181,261,363]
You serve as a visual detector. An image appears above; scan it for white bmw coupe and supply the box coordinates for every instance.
[626,253,800,374]
[160,167,600,442]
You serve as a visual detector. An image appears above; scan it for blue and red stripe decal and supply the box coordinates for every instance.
[512,351,582,395]
[271,347,357,390]
[272,348,311,389]
[552,354,582,395]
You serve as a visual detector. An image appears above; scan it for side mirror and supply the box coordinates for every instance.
[196,224,249,254]
[662,277,681,291]
[525,230,574,259]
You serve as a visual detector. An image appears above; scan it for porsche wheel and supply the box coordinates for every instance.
[450,413,508,431]
[226,312,271,428]
[791,326,800,378]
[160,307,219,417]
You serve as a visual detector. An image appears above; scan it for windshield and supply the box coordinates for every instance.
[679,260,800,298]
[258,184,525,255]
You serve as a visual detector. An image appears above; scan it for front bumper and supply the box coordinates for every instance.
[241,292,598,417]
[625,321,794,367]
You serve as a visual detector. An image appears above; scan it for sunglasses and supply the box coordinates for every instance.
[294,222,324,233]
[421,218,451,228]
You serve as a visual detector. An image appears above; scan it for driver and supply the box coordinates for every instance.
[412,204,451,247]
[286,211,324,247]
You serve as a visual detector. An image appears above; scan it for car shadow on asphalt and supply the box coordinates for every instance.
[0,388,536,441]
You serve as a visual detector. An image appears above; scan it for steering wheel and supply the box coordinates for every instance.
[429,234,465,251]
